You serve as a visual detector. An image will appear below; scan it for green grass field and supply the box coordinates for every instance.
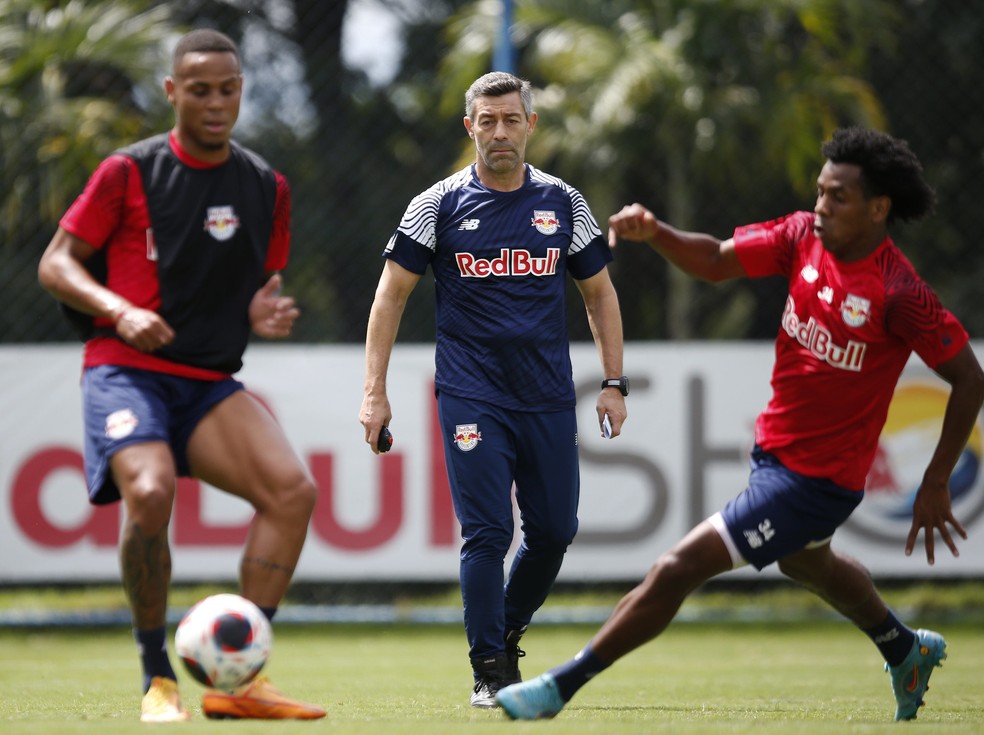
[1,620,981,734]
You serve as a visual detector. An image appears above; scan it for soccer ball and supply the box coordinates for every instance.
[174,593,272,690]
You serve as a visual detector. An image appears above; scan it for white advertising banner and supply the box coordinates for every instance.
[1,343,982,583]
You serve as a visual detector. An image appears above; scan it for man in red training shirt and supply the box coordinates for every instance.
[496,127,983,722]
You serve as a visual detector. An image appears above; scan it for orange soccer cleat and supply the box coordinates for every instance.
[201,676,326,720]
[140,677,191,723]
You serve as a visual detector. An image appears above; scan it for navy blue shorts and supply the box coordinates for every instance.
[436,393,579,553]
[82,365,243,505]
[711,446,864,570]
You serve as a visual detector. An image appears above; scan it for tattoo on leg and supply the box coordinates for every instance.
[242,556,295,576]
[120,522,171,629]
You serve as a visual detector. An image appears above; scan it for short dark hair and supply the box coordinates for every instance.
[172,29,240,72]
[821,126,936,224]
[465,72,534,120]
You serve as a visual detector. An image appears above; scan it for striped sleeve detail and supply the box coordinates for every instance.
[387,166,472,254]
[528,166,602,254]
[880,247,968,367]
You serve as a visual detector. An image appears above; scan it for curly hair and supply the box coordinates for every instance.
[820,127,936,224]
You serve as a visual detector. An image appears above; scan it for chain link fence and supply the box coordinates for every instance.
[2,0,982,345]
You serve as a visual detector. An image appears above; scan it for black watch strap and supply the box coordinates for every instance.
[601,376,629,396]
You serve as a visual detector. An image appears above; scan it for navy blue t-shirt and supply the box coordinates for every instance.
[385,163,612,411]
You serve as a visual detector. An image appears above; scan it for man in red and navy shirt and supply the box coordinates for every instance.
[494,128,984,723]
[38,29,324,723]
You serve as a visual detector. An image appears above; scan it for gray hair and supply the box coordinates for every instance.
[464,72,534,120]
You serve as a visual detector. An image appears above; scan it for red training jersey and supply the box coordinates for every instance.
[733,211,968,490]
[60,132,291,380]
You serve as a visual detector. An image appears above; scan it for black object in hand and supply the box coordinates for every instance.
[377,426,393,453]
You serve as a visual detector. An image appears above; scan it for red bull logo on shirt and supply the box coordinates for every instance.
[531,210,559,235]
[841,293,871,328]
[204,205,240,242]
[453,424,482,452]
[455,248,560,278]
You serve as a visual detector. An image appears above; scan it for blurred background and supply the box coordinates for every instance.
[2,0,983,346]
[2,1,983,619]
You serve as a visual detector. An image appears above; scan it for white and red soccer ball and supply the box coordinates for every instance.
[175,593,272,690]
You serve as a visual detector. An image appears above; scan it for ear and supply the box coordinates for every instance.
[527,111,538,136]
[163,76,176,105]
[870,194,891,224]
[463,116,475,139]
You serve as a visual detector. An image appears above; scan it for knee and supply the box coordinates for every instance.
[523,526,575,557]
[114,447,176,536]
[268,473,318,523]
[520,510,578,555]
[123,481,175,537]
[461,524,514,561]
[650,551,687,583]
[645,550,704,596]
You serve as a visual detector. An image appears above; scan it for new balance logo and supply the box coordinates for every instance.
[458,219,480,231]
[874,629,899,645]
[743,519,775,549]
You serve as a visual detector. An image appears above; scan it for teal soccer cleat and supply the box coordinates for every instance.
[885,629,947,721]
[495,673,566,720]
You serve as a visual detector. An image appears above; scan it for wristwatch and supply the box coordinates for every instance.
[601,376,630,396]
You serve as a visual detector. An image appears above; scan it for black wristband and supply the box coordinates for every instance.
[600,376,629,396]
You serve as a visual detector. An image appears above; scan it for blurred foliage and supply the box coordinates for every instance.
[1,0,982,345]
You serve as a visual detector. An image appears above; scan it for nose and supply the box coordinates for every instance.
[205,91,225,109]
[814,193,827,216]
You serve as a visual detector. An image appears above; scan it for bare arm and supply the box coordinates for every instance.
[39,228,129,320]
[360,259,422,453]
[38,227,175,351]
[607,203,746,282]
[575,268,627,438]
[906,343,984,564]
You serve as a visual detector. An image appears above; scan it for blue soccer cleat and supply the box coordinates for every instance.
[885,628,947,721]
[495,673,566,720]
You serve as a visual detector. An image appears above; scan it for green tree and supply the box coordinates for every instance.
[865,0,984,337]
[0,0,173,247]
[281,0,472,341]
[0,0,175,340]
